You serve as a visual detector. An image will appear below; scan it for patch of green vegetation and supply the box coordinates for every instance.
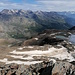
[7,32,25,39]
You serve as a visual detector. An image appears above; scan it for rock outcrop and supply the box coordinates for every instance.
[69,26,75,30]
[22,32,64,46]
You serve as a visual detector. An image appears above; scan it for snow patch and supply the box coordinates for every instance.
[23,46,34,49]
[10,46,67,55]
[27,46,34,48]
[9,55,34,60]
[49,59,56,64]
[51,52,75,62]
[0,58,42,65]
[17,46,34,50]
[8,46,75,62]
[0,58,8,62]
[50,33,56,36]
[34,38,38,40]
[18,47,23,50]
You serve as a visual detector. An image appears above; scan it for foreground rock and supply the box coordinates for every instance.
[0,60,75,75]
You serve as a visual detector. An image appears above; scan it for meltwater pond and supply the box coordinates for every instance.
[69,34,75,45]
[56,34,75,45]
[56,35,67,40]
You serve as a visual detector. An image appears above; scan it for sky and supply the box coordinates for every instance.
[0,0,75,11]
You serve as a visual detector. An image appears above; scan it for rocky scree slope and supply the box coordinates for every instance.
[0,61,75,75]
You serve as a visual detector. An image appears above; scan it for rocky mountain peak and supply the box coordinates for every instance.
[0,9,18,15]
[0,9,34,15]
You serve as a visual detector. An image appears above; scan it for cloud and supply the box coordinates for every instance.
[37,0,75,11]
[0,0,40,11]
[0,0,75,11]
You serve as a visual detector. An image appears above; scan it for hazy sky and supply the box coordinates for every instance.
[0,0,75,11]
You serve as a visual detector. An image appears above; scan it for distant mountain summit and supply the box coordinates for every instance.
[0,9,73,39]
[0,9,33,15]
[58,11,75,26]
[0,9,18,15]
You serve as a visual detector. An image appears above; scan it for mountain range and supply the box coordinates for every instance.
[0,9,75,39]
[58,11,75,26]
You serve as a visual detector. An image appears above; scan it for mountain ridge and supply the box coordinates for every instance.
[0,9,73,39]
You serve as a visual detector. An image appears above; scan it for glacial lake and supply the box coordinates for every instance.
[56,34,75,45]
[69,34,75,45]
